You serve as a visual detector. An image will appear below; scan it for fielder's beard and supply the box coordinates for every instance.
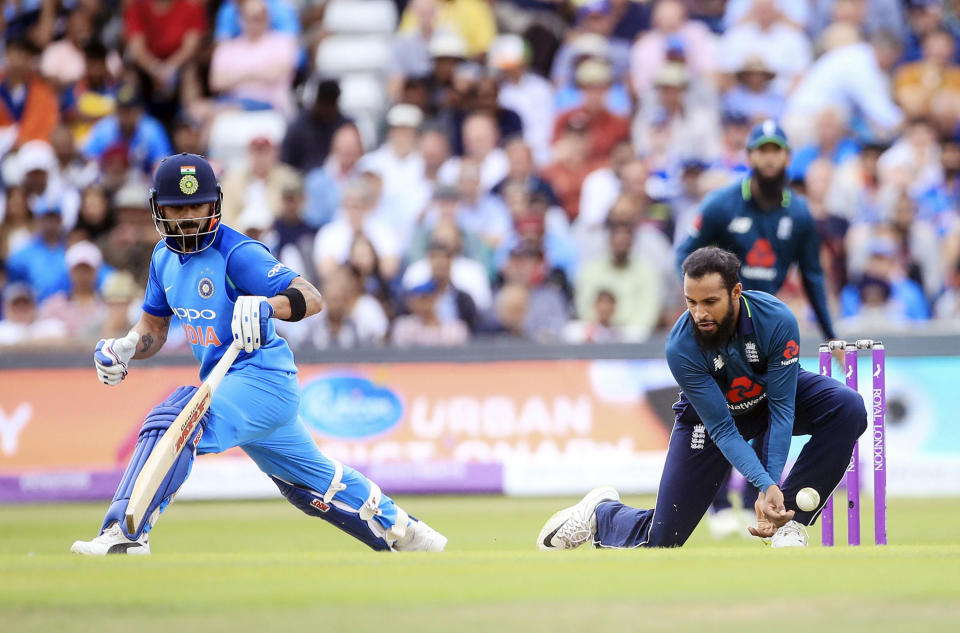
[692,297,737,349]
[755,168,787,199]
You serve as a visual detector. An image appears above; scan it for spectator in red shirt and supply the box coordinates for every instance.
[552,58,630,167]
[124,0,207,126]
[542,123,595,222]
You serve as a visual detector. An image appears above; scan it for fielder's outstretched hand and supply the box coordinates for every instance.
[232,296,273,353]
[748,485,795,538]
[94,331,139,385]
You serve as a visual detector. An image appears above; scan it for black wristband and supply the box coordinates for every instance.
[279,288,307,322]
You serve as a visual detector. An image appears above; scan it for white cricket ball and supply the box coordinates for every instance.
[796,487,820,512]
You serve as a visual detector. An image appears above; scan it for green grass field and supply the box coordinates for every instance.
[2,495,958,633]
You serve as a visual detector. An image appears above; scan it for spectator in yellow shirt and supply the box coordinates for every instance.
[398,0,497,58]
[894,28,960,119]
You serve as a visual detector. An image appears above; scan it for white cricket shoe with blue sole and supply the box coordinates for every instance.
[537,486,620,551]
[70,522,150,555]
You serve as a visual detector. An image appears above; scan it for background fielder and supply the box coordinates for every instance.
[538,247,866,550]
[71,153,446,554]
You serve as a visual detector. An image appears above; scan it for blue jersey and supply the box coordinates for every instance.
[676,177,835,339]
[142,225,299,380]
[665,290,800,491]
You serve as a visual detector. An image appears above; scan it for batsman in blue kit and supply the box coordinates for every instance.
[537,247,866,549]
[71,154,447,555]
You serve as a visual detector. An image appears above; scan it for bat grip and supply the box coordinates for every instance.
[203,342,242,393]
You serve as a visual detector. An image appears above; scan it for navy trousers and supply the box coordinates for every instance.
[594,369,867,548]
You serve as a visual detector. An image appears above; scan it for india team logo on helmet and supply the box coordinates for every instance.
[149,153,223,254]
[179,165,199,195]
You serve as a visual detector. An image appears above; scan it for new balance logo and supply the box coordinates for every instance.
[691,424,706,450]
[728,217,752,233]
[714,356,724,371]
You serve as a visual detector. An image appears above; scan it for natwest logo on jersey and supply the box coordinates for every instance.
[725,376,767,411]
[741,238,778,281]
[783,340,799,359]
[745,238,776,268]
[782,340,799,365]
[173,307,217,322]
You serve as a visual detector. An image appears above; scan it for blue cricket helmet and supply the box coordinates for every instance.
[149,153,223,254]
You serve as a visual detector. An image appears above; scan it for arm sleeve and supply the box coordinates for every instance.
[272,0,302,35]
[225,242,300,297]
[675,193,726,280]
[666,341,777,491]
[124,4,145,40]
[847,51,903,130]
[797,210,836,339]
[187,1,209,35]
[142,259,173,317]
[214,2,239,41]
[758,311,801,484]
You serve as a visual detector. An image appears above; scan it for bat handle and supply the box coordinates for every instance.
[204,342,242,393]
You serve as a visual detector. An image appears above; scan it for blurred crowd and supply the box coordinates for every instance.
[3,0,960,351]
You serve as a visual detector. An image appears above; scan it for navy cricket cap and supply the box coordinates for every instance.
[747,120,789,150]
[151,153,220,206]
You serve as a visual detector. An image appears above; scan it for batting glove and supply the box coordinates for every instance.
[232,296,273,353]
[94,331,139,386]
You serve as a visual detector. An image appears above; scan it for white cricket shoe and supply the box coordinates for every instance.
[770,520,808,548]
[70,522,150,556]
[537,486,620,551]
[394,519,447,552]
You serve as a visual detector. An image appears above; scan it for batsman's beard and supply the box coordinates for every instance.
[168,219,204,252]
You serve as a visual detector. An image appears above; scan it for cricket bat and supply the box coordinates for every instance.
[125,342,242,535]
